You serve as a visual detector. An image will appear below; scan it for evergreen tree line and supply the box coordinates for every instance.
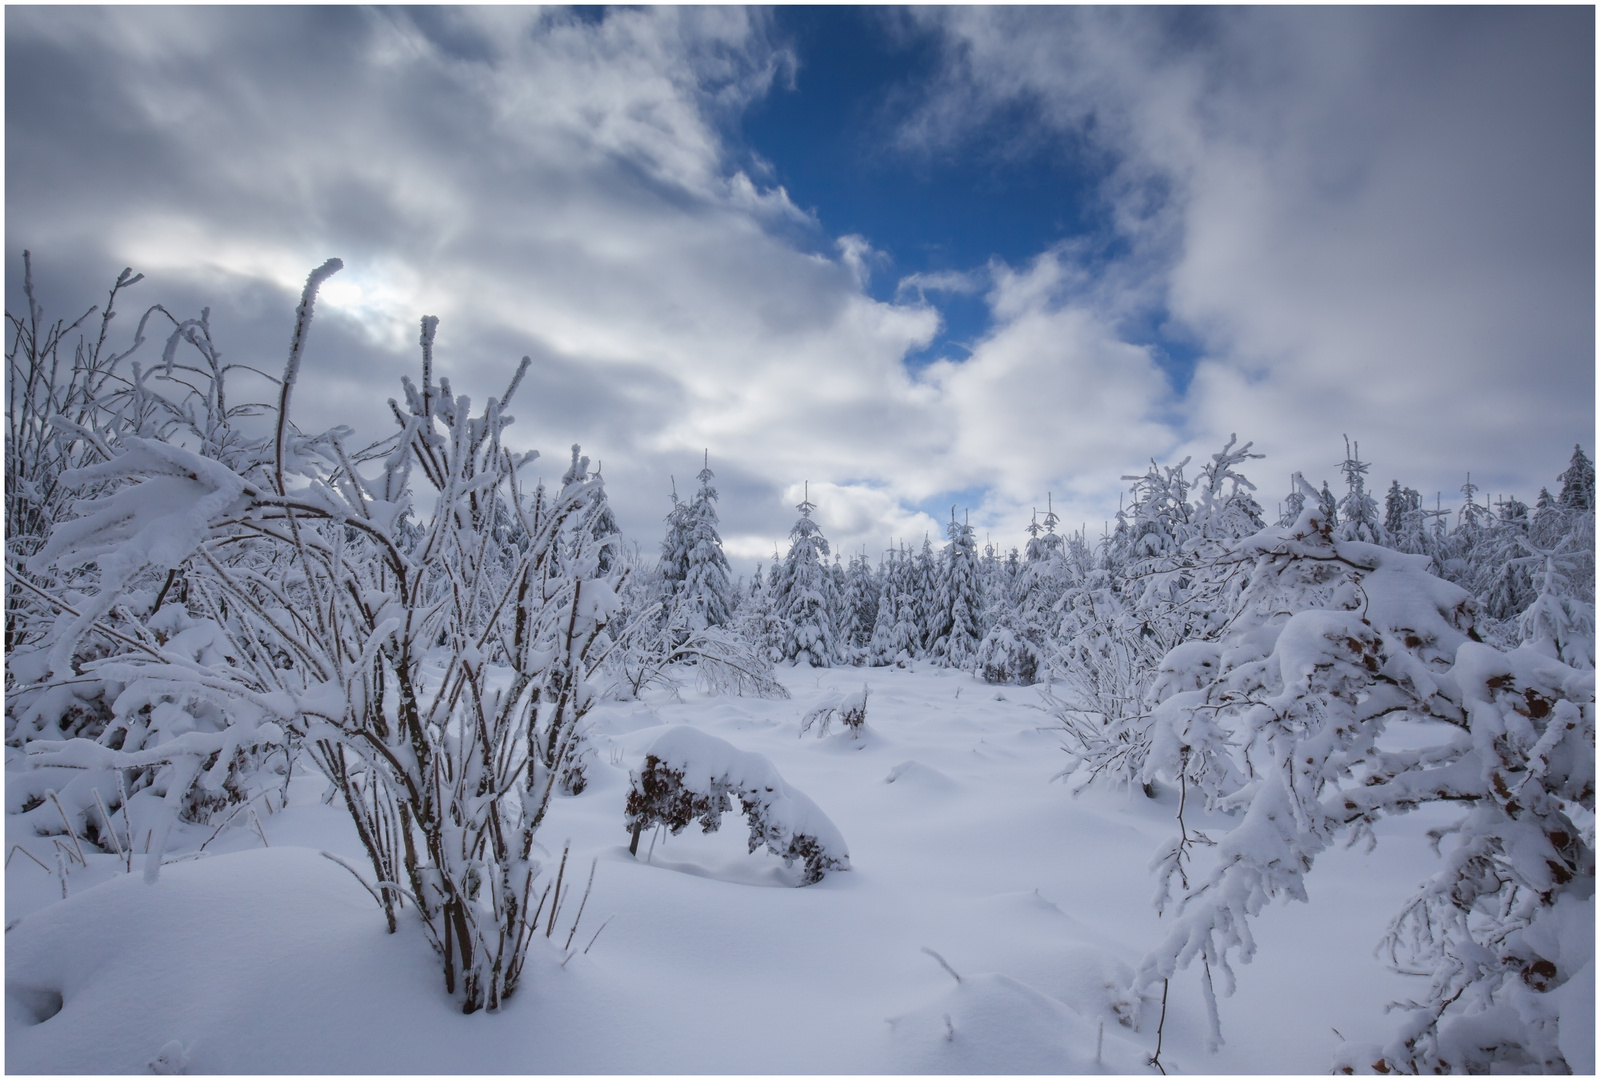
[641,435,1596,684]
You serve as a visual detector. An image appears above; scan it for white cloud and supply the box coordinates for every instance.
[6,6,1589,576]
[894,268,985,305]
[5,6,960,568]
[906,7,1594,508]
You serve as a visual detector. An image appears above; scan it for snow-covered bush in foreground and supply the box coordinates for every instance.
[10,261,619,1013]
[1092,493,1594,1072]
[5,254,305,853]
[6,253,152,657]
[624,725,849,884]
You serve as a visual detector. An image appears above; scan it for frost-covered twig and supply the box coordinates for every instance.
[274,258,341,497]
[920,946,961,984]
[320,850,385,911]
[562,857,598,951]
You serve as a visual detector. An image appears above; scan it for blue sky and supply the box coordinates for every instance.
[6,7,1593,570]
[737,7,1202,391]
[742,9,1103,366]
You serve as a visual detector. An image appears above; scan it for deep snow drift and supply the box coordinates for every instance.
[6,664,1594,1074]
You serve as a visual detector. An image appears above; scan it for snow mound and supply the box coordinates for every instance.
[5,846,440,1074]
[884,970,1143,1073]
[884,760,960,793]
[587,702,662,735]
[954,892,1144,1030]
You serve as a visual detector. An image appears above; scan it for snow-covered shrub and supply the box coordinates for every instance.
[11,261,619,1013]
[684,628,790,699]
[5,253,147,657]
[611,619,790,700]
[799,683,870,738]
[624,726,850,884]
[1342,644,1594,1073]
[1052,440,1265,795]
[1111,496,1593,1071]
[6,258,311,852]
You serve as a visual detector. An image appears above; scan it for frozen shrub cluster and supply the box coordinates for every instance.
[799,683,870,738]
[1079,489,1594,1073]
[7,258,622,1014]
[614,621,790,701]
[625,725,850,884]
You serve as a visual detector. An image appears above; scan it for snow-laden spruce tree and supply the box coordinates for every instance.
[902,534,935,657]
[866,546,916,667]
[975,555,1048,686]
[732,562,770,656]
[839,548,880,662]
[1508,462,1597,671]
[1277,476,1307,528]
[679,453,734,632]
[574,455,622,575]
[1383,479,1428,555]
[12,261,621,1014]
[1557,443,1595,512]
[1552,445,1596,601]
[1334,436,1384,544]
[658,477,691,607]
[978,535,1005,620]
[1515,536,1596,671]
[589,460,782,701]
[745,554,792,662]
[829,552,850,654]
[1317,479,1340,529]
[774,485,835,667]
[931,509,983,670]
[1109,484,1593,1074]
[1464,496,1543,650]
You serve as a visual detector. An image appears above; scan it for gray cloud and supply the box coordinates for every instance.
[6,7,937,563]
[7,7,1591,573]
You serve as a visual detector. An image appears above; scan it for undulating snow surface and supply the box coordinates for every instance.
[6,665,1593,1074]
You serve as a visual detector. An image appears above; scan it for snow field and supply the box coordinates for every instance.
[7,665,1588,1073]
